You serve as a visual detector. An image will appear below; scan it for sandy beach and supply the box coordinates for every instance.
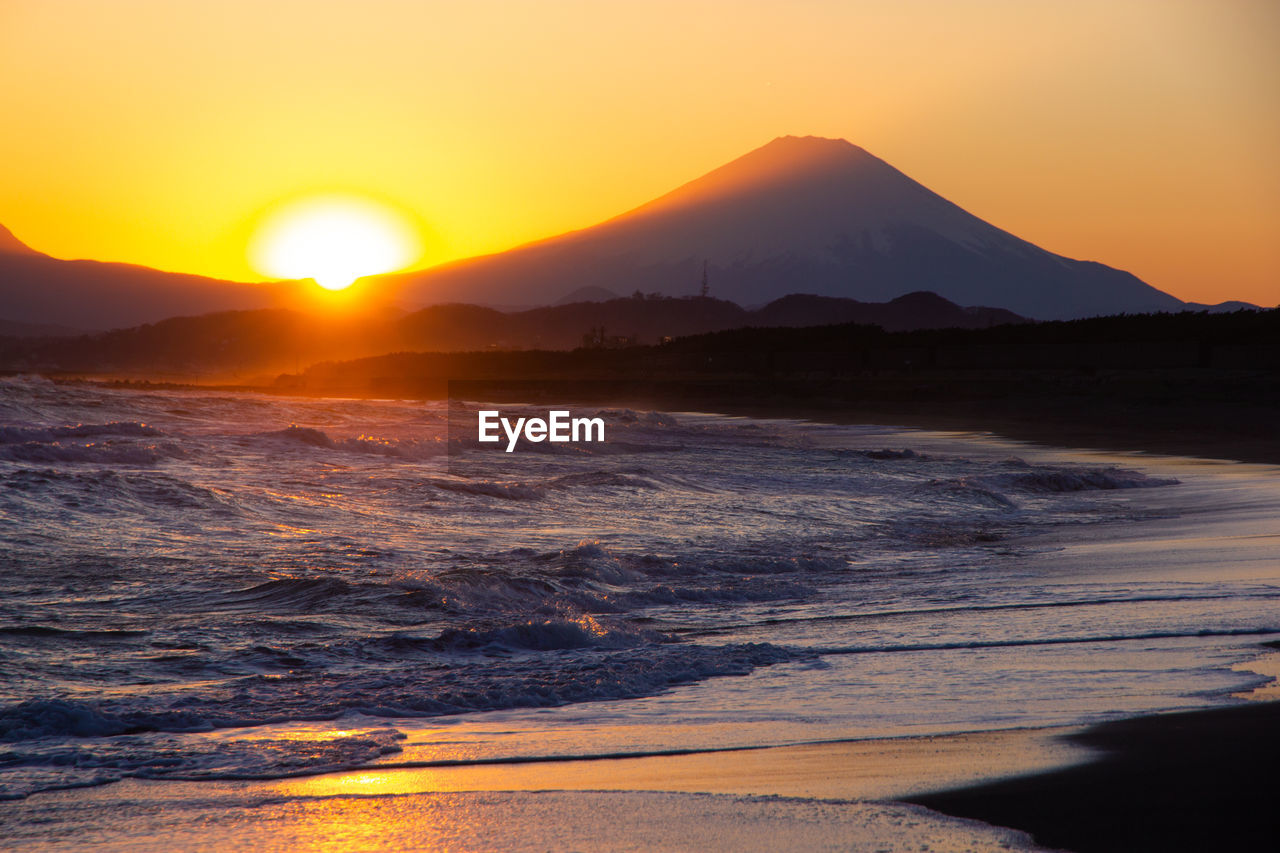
[1,724,1088,851]
[913,698,1280,852]
[6,701,1277,851]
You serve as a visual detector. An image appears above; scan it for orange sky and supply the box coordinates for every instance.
[2,0,1277,305]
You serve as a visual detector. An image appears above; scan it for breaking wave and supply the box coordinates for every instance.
[0,422,162,444]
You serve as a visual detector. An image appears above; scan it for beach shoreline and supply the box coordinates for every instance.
[7,698,1278,851]
[29,371,1280,465]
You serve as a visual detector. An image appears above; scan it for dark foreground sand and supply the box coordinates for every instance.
[910,698,1280,852]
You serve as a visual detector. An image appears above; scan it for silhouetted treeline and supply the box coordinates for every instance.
[294,306,1280,390]
[278,306,1279,463]
[663,306,1280,351]
[0,291,1022,375]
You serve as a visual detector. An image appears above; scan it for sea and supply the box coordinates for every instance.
[1,375,1277,849]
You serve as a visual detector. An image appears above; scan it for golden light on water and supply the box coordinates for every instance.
[250,195,421,291]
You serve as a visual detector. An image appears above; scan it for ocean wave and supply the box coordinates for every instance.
[254,425,443,459]
[923,478,1018,508]
[335,434,443,458]
[0,727,404,800]
[415,615,663,653]
[206,578,360,612]
[591,409,679,427]
[814,626,1280,657]
[615,578,815,608]
[710,554,849,577]
[887,519,1007,547]
[0,626,149,641]
[840,448,922,461]
[1,468,234,512]
[576,440,687,455]
[0,699,211,742]
[0,440,186,465]
[0,374,56,389]
[986,467,1180,492]
[920,464,1177,510]
[547,543,848,579]
[429,478,546,501]
[0,642,800,746]
[546,471,659,490]
[427,470,660,502]
[376,543,837,628]
[264,425,334,447]
[0,421,162,444]
[381,552,818,620]
[703,591,1280,635]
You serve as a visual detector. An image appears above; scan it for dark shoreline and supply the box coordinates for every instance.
[12,303,1276,465]
[909,698,1280,852]
[28,372,1280,466]
[597,393,1280,466]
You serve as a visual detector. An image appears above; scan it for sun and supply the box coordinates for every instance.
[250,195,421,290]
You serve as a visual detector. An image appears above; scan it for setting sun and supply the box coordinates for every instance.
[250,195,421,290]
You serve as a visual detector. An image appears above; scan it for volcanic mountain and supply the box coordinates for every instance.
[382,136,1182,320]
[0,224,279,332]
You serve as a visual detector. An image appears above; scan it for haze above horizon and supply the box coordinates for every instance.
[2,0,1277,305]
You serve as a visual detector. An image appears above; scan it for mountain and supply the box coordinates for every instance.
[1183,300,1265,313]
[0,224,40,256]
[554,285,619,305]
[0,225,283,331]
[0,318,85,338]
[381,136,1183,320]
[392,291,1020,352]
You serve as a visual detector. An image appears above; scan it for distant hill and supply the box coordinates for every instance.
[0,223,40,256]
[555,286,618,305]
[1183,300,1266,313]
[377,136,1184,320]
[0,291,1024,374]
[0,318,85,338]
[289,307,1280,463]
[0,224,288,330]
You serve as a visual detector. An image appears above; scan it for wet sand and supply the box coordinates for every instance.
[10,706,1275,851]
[4,788,1049,852]
[4,727,1082,852]
[273,726,1092,801]
[910,698,1280,852]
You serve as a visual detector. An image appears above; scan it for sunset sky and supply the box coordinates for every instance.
[2,0,1277,305]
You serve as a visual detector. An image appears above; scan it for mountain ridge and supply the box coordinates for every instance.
[0,250,283,330]
[380,136,1183,320]
[0,223,41,256]
[2,136,1193,327]
[0,290,1025,374]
